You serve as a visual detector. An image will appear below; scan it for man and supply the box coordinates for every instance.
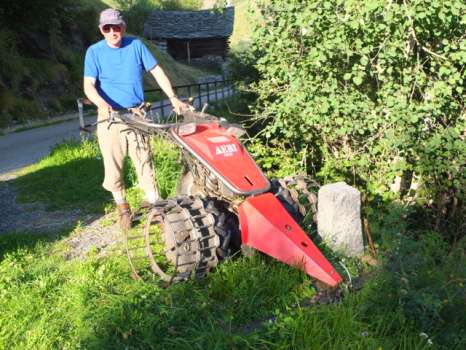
[84,8,189,230]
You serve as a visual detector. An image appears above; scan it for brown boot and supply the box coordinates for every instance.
[117,203,132,231]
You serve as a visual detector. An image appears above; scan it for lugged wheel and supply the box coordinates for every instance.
[124,196,220,284]
[271,175,319,224]
[203,198,241,259]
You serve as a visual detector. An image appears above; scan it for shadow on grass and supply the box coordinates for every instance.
[0,140,118,263]
[12,155,111,214]
[0,230,72,260]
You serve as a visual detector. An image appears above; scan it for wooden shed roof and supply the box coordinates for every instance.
[144,6,234,40]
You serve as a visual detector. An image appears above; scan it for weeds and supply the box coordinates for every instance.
[0,229,438,349]
[2,137,465,349]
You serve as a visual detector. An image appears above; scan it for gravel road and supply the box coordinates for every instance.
[0,116,95,178]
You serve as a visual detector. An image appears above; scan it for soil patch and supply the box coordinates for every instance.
[0,181,122,259]
[65,215,123,260]
[0,182,87,233]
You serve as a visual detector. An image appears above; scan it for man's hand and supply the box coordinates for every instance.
[83,77,113,119]
[97,101,113,119]
[150,66,194,114]
[170,96,193,115]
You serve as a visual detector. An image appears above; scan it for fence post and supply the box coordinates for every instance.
[198,84,202,109]
[76,98,86,140]
[206,83,210,104]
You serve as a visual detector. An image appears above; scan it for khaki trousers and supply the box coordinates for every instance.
[96,114,156,194]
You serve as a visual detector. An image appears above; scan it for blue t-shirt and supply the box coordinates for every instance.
[84,37,158,109]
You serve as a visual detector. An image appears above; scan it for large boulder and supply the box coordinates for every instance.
[317,182,364,257]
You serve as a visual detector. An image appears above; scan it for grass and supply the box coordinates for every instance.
[0,229,436,350]
[230,0,257,49]
[12,135,182,213]
[2,122,465,349]
[142,39,212,91]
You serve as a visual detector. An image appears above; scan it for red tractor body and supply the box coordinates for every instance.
[171,122,270,195]
[239,193,342,287]
[171,121,342,287]
[119,111,342,287]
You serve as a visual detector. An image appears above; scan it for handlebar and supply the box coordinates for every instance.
[77,98,245,138]
[111,109,219,129]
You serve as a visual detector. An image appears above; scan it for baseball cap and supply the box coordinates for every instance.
[99,8,126,27]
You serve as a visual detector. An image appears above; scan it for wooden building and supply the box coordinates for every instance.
[144,7,234,62]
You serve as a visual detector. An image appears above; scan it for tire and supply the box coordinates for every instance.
[270,175,319,226]
[203,198,241,259]
[271,179,302,222]
[126,196,220,284]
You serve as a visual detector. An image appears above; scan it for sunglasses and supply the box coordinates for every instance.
[102,24,122,33]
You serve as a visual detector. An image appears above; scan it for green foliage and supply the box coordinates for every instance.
[0,1,101,126]
[227,46,260,100]
[114,0,161,35]
[150,137,182,198]
[246,138,303,178]
[229,0,256,48]
[361,232,466,348]
[160,0,201,10]
[0,0,72,30]
[0,229,431,349]
[246,0,465,222]
[124,136,182,208]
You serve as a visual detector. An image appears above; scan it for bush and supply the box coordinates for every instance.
[0,1,101,126]
[360,232,466,348]
[245,0,465,227]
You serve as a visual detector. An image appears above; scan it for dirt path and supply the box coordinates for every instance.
[0,180,122,259]
[0,182,87,233]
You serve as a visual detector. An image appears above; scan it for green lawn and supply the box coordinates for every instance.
[0,228,436,350]
[1,132,464,349]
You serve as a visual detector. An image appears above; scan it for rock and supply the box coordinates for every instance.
[317,182,364,257]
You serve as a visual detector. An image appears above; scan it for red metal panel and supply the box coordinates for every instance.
[239,193,342,287]
[174,123,269,194]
